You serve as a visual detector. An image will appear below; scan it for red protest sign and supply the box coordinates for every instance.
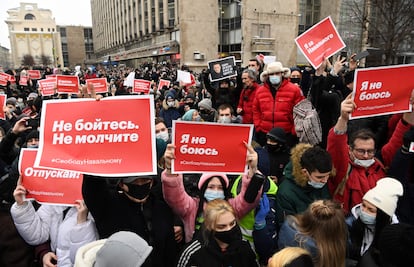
[172,121,253,174]
[46,74,56,79]
[157,79,171,91]
[19,76,28,86]
[133,79,151,94]
[56,75,80,94]
[86,78,108,94]
[38,78,57,96]
[35,95,157,177]
[295,16,345,69]
[0,72,12,86]
[350,64,414,119]
[0,94,6,120]
[28,70,42,80]
[19,149,83,205]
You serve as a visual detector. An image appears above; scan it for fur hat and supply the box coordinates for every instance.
[198,173,229,190]
[363,178,403,217]
[198,98,212,111]
[74,231,152,267]
[260,61,291,82]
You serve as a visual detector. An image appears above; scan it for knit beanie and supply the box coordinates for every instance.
[266,127,286,143]
[95,231,152,267]
[198,98,212,111]
[198,173,229,190]
[378,223,414,267]
[363,177,403,217]
[181,109,197,121]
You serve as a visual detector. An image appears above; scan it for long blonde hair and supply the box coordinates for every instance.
[268,247,313,267]
[294,200,347,267]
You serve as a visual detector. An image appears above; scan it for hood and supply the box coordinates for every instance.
[290,143,313,187]
[74,239,106,267]
[162,99,179,110]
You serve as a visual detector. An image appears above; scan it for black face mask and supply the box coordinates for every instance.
[267,143,284,153]
[185,102,194,108]
[125,182,152,200]
[214,225,242,244]
[290,77,301,84]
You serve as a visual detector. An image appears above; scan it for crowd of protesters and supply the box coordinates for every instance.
[0,52,413,267]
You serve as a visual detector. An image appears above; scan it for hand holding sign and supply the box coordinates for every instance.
[13,183,27,206]
[245,142,258,177]
[402,89,414,125]
[334,94,356,134]
[163,144,176,174]
[75,200,88,224]
[341,94,357,121]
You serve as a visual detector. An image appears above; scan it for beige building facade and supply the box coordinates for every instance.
[5,3,63,68]
[91,0,305,70]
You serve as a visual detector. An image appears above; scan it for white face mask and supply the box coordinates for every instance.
[218,116,231,124]
[354,158,375,168]
[156,131,169,142]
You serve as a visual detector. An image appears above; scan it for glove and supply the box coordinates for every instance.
[254,194,270,230]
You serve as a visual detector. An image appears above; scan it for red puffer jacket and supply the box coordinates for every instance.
[253,79,304,134]
[237,82,259,124]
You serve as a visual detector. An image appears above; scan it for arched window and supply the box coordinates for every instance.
[24,14,36,20]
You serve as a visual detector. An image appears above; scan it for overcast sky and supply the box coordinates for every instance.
[0,0,92,49]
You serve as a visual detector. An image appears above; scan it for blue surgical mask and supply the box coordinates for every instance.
[269,75,281,85]
[307,180,326,189]
[359,209,376,225]
[204,189,225,202]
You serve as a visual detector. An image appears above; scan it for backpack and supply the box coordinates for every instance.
[293,98,322,145]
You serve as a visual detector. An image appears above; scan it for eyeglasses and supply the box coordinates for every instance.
[353,148,376,156]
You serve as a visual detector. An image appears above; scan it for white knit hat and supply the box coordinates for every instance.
[74,231,152,267]
[363,178,403,217]
[260,61,291,82]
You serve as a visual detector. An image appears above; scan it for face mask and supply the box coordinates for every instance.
[354,158,375,168]
[218,116,231,124]
[125,182,152,200]
[291,77,301,84]
[269,75,281,85]
[156,131,169,142]
[194,115,202,122]
[167,101,175,107]
[27,144,38,148]
[214,225,242,244]
[186,102,194,108]
[248,67,257,74]
[267,143,284,153]
[359,209,376,225]
[307,180,326,189]
[204,189,225,202]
